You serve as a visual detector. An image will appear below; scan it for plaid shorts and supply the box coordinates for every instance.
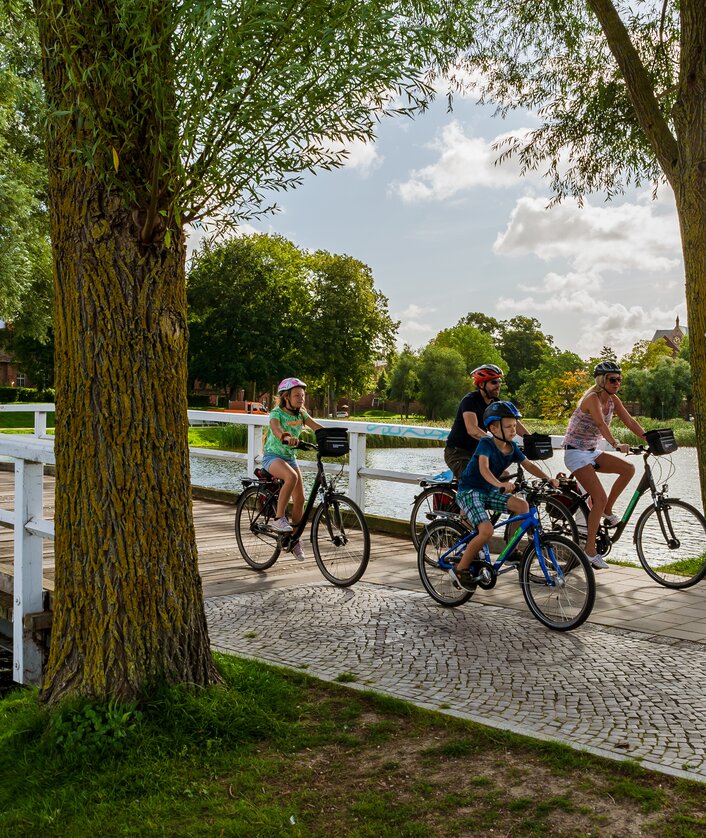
[456,488,510,527]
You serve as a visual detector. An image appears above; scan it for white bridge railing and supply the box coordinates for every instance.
[0,403,463,685]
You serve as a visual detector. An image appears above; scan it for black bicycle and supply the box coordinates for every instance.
[234,431,370,587]
[409,464,579,550]
[555,435,706,589]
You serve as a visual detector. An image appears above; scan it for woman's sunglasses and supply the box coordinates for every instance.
[606,376,622,384]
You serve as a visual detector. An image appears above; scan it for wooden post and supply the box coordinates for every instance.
[348,430,367,509]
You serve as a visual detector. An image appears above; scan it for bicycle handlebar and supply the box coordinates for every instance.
[294,439,319,452]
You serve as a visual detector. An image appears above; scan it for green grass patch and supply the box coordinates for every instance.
[0,411,56,430]
[1,653,704,837]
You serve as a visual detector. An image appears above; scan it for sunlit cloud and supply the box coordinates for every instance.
[391,122,534,202]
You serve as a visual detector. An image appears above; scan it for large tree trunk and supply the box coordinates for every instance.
[35,2,219,704]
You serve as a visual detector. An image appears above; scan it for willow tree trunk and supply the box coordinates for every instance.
[35,3,219,704]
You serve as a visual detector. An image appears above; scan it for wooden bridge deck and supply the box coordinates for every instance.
[0,470,423,600]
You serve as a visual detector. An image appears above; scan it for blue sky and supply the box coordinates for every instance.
[188,92,685,360]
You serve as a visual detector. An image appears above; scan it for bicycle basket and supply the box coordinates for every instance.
[645,428,678,456]
[315,427,349,457]
[522,432,553,460]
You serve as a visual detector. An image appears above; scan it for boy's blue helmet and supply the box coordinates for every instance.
[483,401,521,428]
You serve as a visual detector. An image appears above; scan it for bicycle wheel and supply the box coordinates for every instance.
[520,534,595,631]
[410,485,459,550]
[417,519,473,607]
[634,499,706,589]
[234,485,281,570]
[312,493,370,586]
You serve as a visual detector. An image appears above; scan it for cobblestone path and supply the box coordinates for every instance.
[206,582,706,784]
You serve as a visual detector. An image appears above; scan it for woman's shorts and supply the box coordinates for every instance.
[456,488,510,527]
[563,447,602,474]
[261,452,297,471]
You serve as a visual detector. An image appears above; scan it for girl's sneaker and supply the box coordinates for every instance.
[603,513,620,528]
[291,541,306,561]
[270,516,293,533]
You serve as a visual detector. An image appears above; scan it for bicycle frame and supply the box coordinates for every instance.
[438,503,568,586]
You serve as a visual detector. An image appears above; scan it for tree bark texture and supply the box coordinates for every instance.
[35,2,220,703]
[589,0,706,509]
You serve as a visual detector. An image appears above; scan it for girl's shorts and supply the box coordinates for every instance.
[563,447,602,474]
[456,488,510,527]
[261,452,297,471]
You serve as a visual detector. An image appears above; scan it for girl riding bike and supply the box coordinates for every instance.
[263,377,323,559]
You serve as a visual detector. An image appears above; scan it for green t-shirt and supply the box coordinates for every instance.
[264,405,311,458]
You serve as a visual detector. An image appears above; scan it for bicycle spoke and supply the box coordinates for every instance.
[312,494,370,586]
[635,500,706,589]
[234,485,281,570]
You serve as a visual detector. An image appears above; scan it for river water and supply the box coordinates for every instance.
[190,445,703,537]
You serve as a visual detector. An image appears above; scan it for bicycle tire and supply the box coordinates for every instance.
[234,485,281,570]
[417,519,473,607]
[520,534,595,631]
[409,485,459,550]
[312,493,370,587]
[634,499,706,589]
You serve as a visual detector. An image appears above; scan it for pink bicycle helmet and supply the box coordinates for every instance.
[277,377,307,394]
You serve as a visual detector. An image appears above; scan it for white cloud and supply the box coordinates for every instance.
[323,137,382,175]
[395,303,437,348]
[392,121,533,203]
[490,189,685,355]
[494,194,681,274]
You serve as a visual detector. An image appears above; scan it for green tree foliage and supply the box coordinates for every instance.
[453,0,706,505]
[388,346,420,418]
[429,324,505,377]
[304,251,398,412]
[0,5,52,339]
[515,350,585,417]
[620,338,675,372]
[678,335,690,362]
[456,311,502,342]
[622,358,691,419]
[187,235,308,398]
[540,369,591,420]
[497,316,554,397]
[417,344,466,420]
[1,327,55,388]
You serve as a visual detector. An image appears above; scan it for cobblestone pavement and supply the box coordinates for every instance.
[206,582,706,784]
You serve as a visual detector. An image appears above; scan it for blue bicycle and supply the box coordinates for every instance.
[417,481,595,631]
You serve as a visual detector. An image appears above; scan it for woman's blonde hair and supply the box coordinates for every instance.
[578,374,607,405]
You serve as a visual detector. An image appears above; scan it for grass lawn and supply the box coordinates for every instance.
[1,654,704,837]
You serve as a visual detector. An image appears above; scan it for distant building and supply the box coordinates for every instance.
[651,316,687,355]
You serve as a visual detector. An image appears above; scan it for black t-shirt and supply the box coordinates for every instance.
[446,391,490,453]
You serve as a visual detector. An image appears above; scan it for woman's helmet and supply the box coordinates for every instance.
[593,361,621,377]
[483,400,522,428]
[277,377,307,394]
[471,364,503,386]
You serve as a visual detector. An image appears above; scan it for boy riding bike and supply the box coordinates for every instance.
[449,401,559,592]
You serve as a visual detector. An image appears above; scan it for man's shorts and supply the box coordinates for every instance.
[444,446,473,481]
[456,487,510,527]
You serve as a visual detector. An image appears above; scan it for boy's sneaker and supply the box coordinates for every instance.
[291,541,306,561]
[270,516,293,533]
[603,513,620,528]
[587,553,609,569]
[449,567,477,591]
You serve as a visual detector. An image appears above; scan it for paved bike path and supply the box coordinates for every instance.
[206,579,706,784]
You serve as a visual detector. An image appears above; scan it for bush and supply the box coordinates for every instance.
[0,386,54,404]
[187,393,214,408]
[0,386,18,403]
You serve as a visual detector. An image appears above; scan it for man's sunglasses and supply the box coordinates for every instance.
[606,376,622,384]
[487,378,502,385]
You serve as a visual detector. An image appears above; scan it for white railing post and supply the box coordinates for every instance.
[246,423,263,477]
[347,430,367,508]
[13,459,45,685]
[34,410,47,437]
